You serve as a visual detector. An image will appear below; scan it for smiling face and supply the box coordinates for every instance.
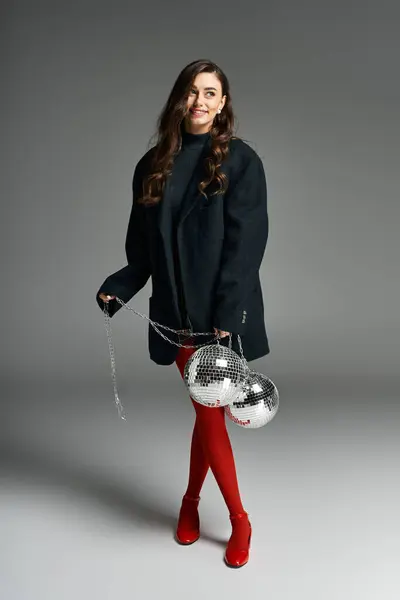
[183,71,226,134]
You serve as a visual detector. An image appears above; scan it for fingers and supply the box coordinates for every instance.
[99,293,116,302]
[213,327,230,338]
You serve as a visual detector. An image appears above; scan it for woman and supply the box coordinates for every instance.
[96,59,270,568]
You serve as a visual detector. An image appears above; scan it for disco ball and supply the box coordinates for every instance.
[224,370,279,428]
[183,343,248,407]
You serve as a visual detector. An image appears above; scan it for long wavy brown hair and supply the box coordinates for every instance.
[137,59,239,207]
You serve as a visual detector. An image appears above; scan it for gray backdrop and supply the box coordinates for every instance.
[2,1,399,599]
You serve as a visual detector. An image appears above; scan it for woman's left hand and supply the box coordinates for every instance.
[214,327,230,338]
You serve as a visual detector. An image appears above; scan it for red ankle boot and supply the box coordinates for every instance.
[175,494,201,545]
[224,512,252,568]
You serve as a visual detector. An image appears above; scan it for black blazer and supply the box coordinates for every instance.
[96,136,270,365]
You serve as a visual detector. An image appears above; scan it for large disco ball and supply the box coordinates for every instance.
[224,370,279,428]
[183,343,248,407]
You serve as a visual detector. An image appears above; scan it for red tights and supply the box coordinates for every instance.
[175,338,245,515]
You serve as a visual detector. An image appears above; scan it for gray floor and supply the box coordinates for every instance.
[2,373,399,600]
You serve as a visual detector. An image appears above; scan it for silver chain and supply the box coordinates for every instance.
[102,296,248,420]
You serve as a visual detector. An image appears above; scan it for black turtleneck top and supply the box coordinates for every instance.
[169,125,210,327]
[169,127,210,222]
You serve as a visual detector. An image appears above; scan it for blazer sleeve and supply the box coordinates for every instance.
[95,160,152,318]
[212,152,268,335]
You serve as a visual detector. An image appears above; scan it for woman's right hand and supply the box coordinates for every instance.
[98,293,116,303]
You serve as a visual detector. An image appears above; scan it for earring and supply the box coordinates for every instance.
[217,109,221,113]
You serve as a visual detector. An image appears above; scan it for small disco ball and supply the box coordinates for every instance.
[183,343,248,407]
[224,370,279,429]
